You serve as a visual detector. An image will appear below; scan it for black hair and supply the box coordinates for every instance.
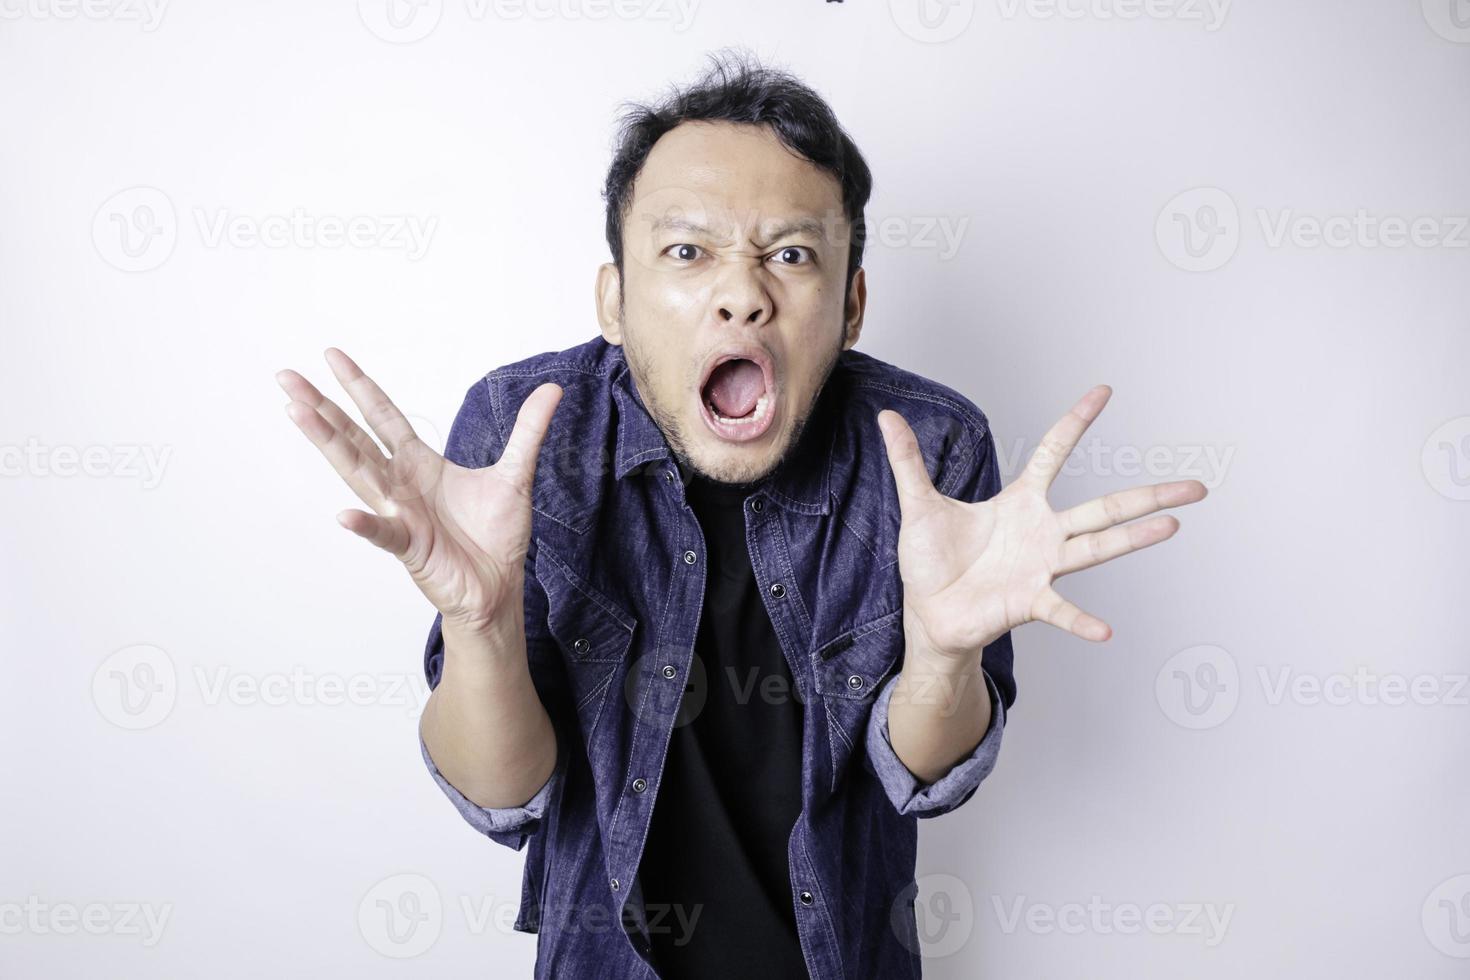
[601,48,873,293]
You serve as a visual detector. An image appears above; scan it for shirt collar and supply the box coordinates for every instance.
[611,348,837,516]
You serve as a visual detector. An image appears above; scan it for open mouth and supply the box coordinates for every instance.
[698,350,777,444]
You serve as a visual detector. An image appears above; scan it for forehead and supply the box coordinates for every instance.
[628,120,846,236]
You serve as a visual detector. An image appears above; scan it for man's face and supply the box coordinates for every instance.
[596,120,866,486]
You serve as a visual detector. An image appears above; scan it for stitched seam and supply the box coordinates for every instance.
[485,375,508,458]
[836,510,879,560]
[771,521,811,651]
[938,428,986,498]
[851,379,990,432]
[576,667,614,712]
[495,371,598,535]
[492,362,613,380]
[746,521,807,704]
[812,607,902,659]
[532,504,592,536]
[826,713,853,754]
[536,545,636,632]
[607,538,685,864]
[938,437,975,496]
[853,378,991,498]
[797,826,845,980]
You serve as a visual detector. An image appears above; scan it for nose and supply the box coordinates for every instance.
[712,262,773,328]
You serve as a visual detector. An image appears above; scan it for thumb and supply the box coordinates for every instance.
[877,409,938,517]
[496,382,563,492]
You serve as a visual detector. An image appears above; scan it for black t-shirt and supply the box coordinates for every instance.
[635,468,809,980]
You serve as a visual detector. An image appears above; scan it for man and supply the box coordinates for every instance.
[277,52,1206,979]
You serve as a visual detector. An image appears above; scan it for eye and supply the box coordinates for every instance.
[664,243,703,262]
[770,246,812,266]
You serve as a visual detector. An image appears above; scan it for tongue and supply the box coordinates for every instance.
[706,359,764,418]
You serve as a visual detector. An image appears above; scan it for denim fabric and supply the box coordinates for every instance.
[419,336,1017,979]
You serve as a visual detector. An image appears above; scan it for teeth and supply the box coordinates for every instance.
[709,392,771,426]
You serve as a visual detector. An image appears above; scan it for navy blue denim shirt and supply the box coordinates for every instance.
[419,336,1017,979]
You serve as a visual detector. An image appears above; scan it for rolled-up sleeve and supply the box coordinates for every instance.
[864,665,1006,818]
[419,733,560,852]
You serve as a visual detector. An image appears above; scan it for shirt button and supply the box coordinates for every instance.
[611,878,620,892]
[683,550,697,564]
[573,637,590,654]
[632,777,648,793]
[769,582,785,598]
[847,674,865,691]
[799,890,814,906]
[751,498,764,512]
[664,470,673,483]
[661,664,677,679]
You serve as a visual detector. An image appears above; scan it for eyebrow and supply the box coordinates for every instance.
[644,213,831,247]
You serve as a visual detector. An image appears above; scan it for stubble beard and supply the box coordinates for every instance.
[620,316,845,488]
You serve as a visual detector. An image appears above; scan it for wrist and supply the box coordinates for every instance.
[441,615,526,678]
[901,614,994,679]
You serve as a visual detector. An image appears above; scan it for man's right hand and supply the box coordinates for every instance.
[276,348,562,639]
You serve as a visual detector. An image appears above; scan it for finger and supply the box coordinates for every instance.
[495,382,564,493]
[284,400,388,507]
[1019,385,1111,493]
[1056,514,1180,577]
[336,508,410,558]
[1059,480,1207,536]
[276,368,389,467]
[876,409,939,516]
[1032,587,1112,642]
[323,347,420,455]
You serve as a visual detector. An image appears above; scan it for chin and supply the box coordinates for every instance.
[686,431,785,485]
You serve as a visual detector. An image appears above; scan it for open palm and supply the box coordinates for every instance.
[277,348,562,635]
[878,385,1207,660]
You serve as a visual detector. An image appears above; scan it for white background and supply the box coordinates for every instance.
[3,1,1469,976]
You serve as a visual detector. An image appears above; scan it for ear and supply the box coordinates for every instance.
[841,266,867,351]
[595,262,624,345]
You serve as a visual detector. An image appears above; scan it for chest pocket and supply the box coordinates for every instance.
[534,542,637,742]
[810,608,904,791]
